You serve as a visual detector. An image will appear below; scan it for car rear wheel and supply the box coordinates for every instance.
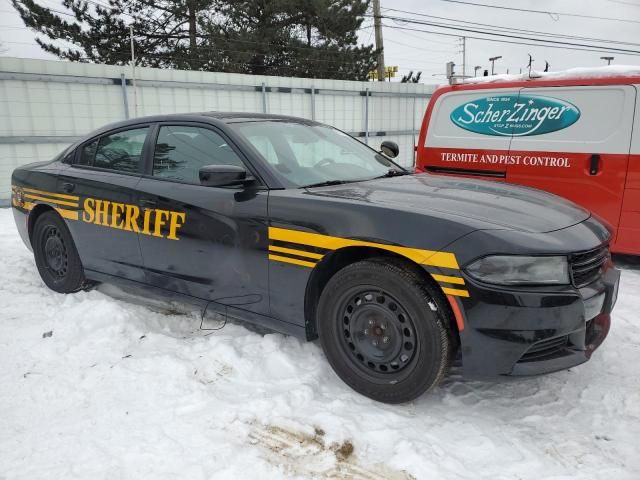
[32,211,86,293]
[317,257,453,404]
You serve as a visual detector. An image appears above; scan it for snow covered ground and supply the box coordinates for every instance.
[1,207,639,480]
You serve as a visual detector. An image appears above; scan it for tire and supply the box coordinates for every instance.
[317,257,453,404]
[32,211,86,293]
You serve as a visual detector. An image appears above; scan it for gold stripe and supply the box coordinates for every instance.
[54,208,79,221]
[442,287,470,298]
[24,193,79,207]
[22,187,79,201]
[431,273,465,285]
[268,254,317,268]
[13,193,77,220]
[269,227,459,269]
[268,245,324,260]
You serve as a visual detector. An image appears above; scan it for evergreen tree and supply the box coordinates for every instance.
[10,0,219,67]
[10,0,376,79]
[400,71,421,83]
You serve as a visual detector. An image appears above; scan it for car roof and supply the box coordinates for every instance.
[200,112,316,124]
[96,112,317,132]
[80,112,320,142]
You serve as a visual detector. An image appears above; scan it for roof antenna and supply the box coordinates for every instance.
[544,61,550,72]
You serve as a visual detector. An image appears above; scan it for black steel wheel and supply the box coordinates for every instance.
[33,211,86,293]
[42,225,68,278]
[318,257,453,403]
[341,288,418,375]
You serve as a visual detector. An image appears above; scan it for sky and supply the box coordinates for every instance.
[1,0,639,84]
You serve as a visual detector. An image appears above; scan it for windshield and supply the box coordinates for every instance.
[232,121,405,187]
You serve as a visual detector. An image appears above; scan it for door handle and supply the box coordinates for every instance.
[62,182,75,193]
[589,154,601,175]
[138,198,156,208]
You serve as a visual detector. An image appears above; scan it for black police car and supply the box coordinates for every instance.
[11,113,619,403]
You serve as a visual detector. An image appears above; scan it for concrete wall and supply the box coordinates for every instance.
[0,56,435,201]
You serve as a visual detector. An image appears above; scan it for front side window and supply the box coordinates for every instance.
[232,121,401,187]
[92,127,149,173]
[78,139,98,166]
[61,148,76,164]
[152,125,245,184]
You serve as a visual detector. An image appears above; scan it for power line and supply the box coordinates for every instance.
[383,24,640,57]
[607,0,640,6]
[383,7,640,48]
[370,14,640,55]
[0,39,375,68]
[54,52,372,75]
[386,25,457,46]
[0,40,45,46]
[440,0,640,25]
[8,4,375,56]
[384,37,455,54]
[14,1,76,18]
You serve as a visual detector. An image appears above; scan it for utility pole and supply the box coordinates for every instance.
[601,56,614,65]
[489,55,502,75]
[129,25,138,117]
[461,37,466,77]
[373,0,385,82]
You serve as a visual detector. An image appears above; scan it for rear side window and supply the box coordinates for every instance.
[93,128,149,173]
[76,128,148,172]
[152,125,245,184]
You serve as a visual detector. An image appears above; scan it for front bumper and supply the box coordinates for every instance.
[455,260,619,379]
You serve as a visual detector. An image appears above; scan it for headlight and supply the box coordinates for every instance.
[465,255,569,285]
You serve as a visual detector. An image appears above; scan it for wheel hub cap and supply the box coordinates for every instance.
[43,227,68,278]
[341,290,417,373]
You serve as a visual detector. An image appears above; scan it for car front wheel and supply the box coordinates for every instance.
[32,211,86,293]
[317,257,454,404]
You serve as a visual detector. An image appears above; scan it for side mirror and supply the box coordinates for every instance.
[199,164,249,187]
[380,140,399,158]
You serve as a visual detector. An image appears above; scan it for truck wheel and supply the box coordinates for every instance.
[317,258,453,404]
[32,211,86,293]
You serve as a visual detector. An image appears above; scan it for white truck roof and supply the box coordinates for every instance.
[463,65,640,84]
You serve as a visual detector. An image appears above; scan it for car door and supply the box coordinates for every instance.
[57,125,151,281]
[508,85,636,245]
[135,122,270,315]
[420,87,520,180]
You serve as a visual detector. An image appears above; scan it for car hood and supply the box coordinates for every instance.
[304,174,591,234]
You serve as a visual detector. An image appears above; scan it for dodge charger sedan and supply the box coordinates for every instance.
[11,113,619,403]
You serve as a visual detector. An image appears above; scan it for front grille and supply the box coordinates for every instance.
[570,245,609,288]
[519,335,569,362]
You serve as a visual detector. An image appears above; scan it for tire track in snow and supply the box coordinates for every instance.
[248,423,415,479]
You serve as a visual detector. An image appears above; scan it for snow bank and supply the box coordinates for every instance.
[1,208,639,479]
[464,65,640,84]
